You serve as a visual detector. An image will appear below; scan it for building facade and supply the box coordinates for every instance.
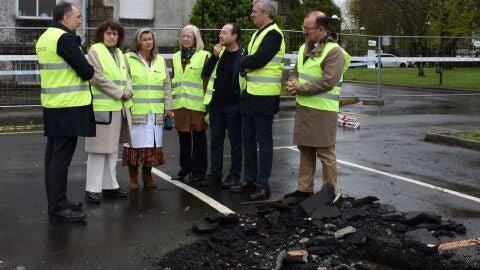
[0,0,196,49]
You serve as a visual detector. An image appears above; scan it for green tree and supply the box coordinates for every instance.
[189,0,285,51]
[288,0,342,32]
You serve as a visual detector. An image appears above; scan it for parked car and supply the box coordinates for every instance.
[371,53,409,68]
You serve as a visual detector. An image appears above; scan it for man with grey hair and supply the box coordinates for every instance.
[36,2,95,221]
[285,11,350,201]
[230,0,285,201]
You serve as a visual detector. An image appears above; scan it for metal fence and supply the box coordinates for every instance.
[1,27,479,107]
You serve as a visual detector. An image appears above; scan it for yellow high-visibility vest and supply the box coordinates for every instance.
[296,42,351,112]
[90,43,127,112]
[36,27,91,108]
[127,53,166,118]
[171,50,209,112]
[246,23,285,96]
[203,48,246,105]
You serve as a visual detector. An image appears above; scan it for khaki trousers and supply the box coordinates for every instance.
[297,145,336,193]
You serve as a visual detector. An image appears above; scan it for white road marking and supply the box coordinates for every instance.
[151,167,236,215]
[284,146,480,204]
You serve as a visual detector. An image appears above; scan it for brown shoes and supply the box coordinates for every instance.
[129,165,139,190]
[142,166,157,188]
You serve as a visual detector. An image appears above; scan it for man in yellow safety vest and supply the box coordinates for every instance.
[285,11,351,201]
[230,0,285,201]
[36,2,95,222]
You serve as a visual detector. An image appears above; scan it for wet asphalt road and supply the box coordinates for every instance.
[0,83,479,269]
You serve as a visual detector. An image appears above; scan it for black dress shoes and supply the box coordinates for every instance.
[67,200,83,210]
[190,175,205,183]
[171,170,191,181]
[249,188,270,201]
[230,182,256,193]
[48,208,86,222]
[199,175,221,187]
[221,175,240,189]
[283,190,313,198]
[102,188,128,198]
[85,191,101,203]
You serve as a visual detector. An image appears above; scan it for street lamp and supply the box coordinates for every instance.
[331,14,341,33]
[357,26,365,56]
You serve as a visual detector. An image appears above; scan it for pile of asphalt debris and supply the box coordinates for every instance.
[154,191,479,270]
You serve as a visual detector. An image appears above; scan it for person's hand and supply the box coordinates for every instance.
[287,78,298,96]
[122,90,132,101]
[165,110,174,117]
[244,68,252,73]
[213,44,223,57]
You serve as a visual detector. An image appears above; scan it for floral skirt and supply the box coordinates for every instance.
[122,146,165,167]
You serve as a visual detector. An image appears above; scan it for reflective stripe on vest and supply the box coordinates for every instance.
[36,27,91,108]
[127,53,167,115]
[171,50,209,112]
[246,23,285,96]
[90,43,127,112]
[296,42,351,112]
[203,48,246,105]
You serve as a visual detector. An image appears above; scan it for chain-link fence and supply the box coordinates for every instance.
[1,27,479,107]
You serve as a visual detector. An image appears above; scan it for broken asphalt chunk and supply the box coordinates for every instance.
[404,228,440,254]
[192,221,219,234]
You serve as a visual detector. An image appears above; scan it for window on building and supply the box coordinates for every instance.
[17,0,57,19]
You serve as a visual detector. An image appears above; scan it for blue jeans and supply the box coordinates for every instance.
[209,104,242,178]
[242,114,273,189]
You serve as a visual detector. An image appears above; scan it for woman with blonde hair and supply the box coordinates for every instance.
[170,25,210,183]
[122,28,173,190]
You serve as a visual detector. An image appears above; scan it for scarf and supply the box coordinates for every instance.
[181,47,196,63]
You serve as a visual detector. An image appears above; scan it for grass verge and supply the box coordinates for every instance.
[345,67,480,90]
[448,131,480,142]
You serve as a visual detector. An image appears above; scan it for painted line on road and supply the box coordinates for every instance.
[151,167,236,215]
[0,130,43,135]
[284,146,480,204]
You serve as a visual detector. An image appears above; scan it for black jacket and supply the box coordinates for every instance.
[201,47,245,106]
[239,21,282,115]
[42,21,95,137]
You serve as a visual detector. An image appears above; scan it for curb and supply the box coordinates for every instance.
[424,132,480,151]
[344,80,480,93]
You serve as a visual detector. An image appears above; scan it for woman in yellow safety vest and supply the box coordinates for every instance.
[122,28,174,190]
[170,25,210,183]
[84,21,132,203]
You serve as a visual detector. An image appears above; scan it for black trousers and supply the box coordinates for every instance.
[178,130,207,178]
[45,136,78,213]
[242,114,273,189]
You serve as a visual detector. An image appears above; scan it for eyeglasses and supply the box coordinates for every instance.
[301,25,318,32]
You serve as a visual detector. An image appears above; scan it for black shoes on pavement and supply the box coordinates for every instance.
[102,188,128,198]
[249,188,270,201]
[171,170,192,181]
[85,188,128,204]
[85,191,101,203]
[199,175,222,187]
[283,190,314,198]
[221,175,240,189]
[48,208,86,222]
[230,182,256,192]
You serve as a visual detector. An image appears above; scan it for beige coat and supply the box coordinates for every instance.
[289,37,346,147]
[85,46,132,154]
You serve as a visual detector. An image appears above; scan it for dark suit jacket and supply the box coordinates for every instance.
[41,21,95,137]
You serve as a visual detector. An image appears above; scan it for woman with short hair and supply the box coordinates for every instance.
[85,20,131,203]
